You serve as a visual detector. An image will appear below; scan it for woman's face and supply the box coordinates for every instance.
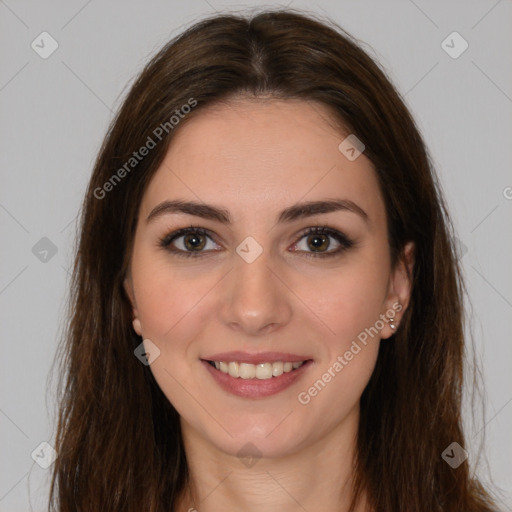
[124,98,413,459]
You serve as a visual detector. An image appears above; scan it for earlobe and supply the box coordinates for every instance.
[132,318,142,336]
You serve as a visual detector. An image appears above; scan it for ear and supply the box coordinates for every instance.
[380,241,415,340]
[123,273,143,336]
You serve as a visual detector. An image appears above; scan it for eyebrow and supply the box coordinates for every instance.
[146,198,369,225]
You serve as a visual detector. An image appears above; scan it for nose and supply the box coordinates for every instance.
[220,249,292,337]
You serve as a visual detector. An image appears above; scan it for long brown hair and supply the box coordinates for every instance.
[48,8,499,511]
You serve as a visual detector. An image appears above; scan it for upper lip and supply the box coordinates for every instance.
[202,351,312,364]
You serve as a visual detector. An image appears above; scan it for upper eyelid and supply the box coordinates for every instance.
[162,226,217,244]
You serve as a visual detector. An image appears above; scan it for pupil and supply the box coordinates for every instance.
[185,233,205,251]
[309,234,328,252]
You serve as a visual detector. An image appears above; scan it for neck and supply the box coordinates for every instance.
[176,406,369,512]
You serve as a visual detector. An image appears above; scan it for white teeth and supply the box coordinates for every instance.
[272,361,284,377]
[228,361,239,378]
[211,360,306,380]
[256,363,273,379]
[239,363,256,379]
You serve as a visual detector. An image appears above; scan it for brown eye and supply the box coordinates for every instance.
[159,226,221,258]
[182,232,207,251]
[292,226,355,258]
[306,233,330,252]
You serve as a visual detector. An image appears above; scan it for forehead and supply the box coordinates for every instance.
[139,98,386,229]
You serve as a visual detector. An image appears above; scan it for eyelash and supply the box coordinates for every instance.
[158,225,355,259]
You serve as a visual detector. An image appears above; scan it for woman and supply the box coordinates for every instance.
[49,9,500,512]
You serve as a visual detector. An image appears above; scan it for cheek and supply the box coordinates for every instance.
[294,266,385,420]
[297,257,388,405]
[130,252,214,342]
[302,258,389,344]
[131,257,213,408]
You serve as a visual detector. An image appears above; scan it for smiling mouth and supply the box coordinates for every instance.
[205,360,310,380]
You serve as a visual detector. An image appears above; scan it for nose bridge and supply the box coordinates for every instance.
[221,245,291,335]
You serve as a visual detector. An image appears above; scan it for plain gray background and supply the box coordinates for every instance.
[1,0,511,510]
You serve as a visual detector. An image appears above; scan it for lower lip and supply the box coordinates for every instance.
[201,360,312,399]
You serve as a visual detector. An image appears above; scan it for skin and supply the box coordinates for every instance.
[124,98,414,512]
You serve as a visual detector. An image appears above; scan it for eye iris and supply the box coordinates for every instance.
[308,234,329,252]
[184,232,206,251]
